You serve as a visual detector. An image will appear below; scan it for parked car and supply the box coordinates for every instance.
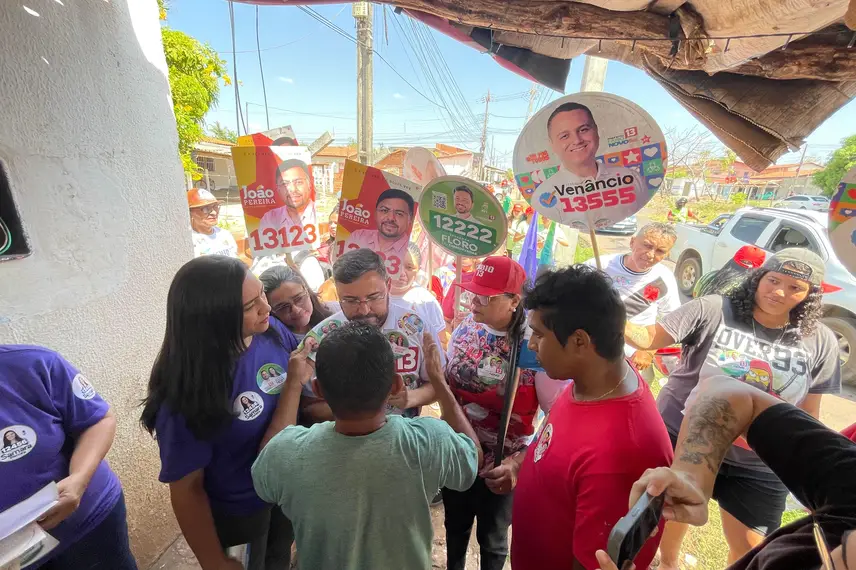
[669,207,856,385]
[773,194,829,212]
[595,214,637,235]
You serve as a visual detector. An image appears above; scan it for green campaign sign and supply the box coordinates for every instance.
[418,176,507,257]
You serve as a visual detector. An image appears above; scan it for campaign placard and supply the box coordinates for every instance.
[403,147,447,186]
[335,160,422,277]
[231,144,319,257]
[513,92,667,231]
[829,165,856,276]
[418,176,507,257]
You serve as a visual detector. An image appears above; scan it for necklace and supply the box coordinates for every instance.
[574,371,627,402]
[752,319,788,346]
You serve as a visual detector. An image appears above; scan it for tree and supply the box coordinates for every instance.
[663,125,720,199]
[814,134,856,197]
[159,1,230,177]
[208,121,238,143]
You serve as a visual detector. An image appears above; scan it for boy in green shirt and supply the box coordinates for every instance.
[253,322,481,569]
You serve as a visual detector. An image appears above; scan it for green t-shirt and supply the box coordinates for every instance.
[252,415,479,569]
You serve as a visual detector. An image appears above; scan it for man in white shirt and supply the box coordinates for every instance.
[585,222,680,372]
[343,189,414,277]
[258,159,318,246]
[187,188,238,258]
[541,102,648,229]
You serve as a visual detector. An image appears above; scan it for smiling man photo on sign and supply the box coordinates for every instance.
[545,102,647,227]
[257,159,318,247]
[344,188,415,274]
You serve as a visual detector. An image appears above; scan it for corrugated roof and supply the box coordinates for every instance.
[314,145,358,158]
[200,135,236,147]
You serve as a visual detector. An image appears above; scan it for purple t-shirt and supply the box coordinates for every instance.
[0,345,121,559]
[155,319,297,515]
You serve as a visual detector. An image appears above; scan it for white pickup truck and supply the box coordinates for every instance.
[669,207,856,386]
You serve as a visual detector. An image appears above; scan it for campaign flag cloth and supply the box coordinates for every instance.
[518,211,540,284]
[539,220,556,268]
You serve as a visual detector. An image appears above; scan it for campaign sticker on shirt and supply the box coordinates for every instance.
[233,391,265,422]
[828,165,856,277]
[477,355,507,384]
[395,346,421,375]
[256,363,286,394]
[417,176,507,257]
[387,331,411,358]
[0,425,37,462]
[398,313,424,336]
[533,422,553,463]
[513,92,666,231]
[71,373,97,400]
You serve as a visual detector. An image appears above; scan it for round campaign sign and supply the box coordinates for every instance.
[403,147,447,185]
[828,166,856,275]
[513,92,667,231]
[418,176,507,257]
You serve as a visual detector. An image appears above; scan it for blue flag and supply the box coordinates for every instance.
[518,211,540,285]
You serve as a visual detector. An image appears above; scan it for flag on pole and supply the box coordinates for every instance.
[539,220,556,268]
[518,211,540,283]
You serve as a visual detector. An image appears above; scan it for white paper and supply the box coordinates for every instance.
[0,483,60,568]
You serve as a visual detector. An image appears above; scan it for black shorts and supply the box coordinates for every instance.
[667,430,787,535]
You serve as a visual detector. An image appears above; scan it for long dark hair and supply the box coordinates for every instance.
[259,265,332,329]
[141,256,250,440]
[727,268,824,338]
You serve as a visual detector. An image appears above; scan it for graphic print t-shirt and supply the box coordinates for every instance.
[445,315,537,466]
[659,295,840,470]
[299,301,443,417]
[192,226,238,258]
[586,253,680,356]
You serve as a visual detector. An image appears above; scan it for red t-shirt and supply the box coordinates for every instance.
[511,370,674,570]
[842,422,856,442]
[441,272,475,321]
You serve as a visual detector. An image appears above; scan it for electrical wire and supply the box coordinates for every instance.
[255,6,270,130]
[297,6,446,108]
[227,0,246,135]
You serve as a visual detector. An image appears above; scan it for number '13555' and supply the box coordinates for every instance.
[560,187,634,213]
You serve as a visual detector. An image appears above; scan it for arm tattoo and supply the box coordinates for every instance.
[678,395,739,474]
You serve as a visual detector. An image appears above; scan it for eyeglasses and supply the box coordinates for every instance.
[198,204,220,216]
[377,206,410,219]
[340,291,387,309]
[277,178,308,191]
[471,293,513,306]
[271,291,309,315]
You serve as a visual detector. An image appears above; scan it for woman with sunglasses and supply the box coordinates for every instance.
[625,248,841,569]
[141,256,298,570]
[442,256,565,570]
[260,265,333,342]
[187,188,238,258]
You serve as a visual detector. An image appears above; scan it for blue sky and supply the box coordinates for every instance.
[166,0,856,168]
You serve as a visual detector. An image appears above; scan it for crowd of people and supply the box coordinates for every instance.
[3,186,855,570]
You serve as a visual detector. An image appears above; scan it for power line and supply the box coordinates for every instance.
[215,6,347,54]
[297,6,446,108]
[227,0,246,135]
[255,6,270,130]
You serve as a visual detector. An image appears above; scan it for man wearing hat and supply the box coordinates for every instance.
[187,188,238,258]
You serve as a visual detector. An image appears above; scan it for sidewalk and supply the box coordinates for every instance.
[148,503,511,570]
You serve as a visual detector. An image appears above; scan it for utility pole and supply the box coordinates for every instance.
[580,55,608,92]
[355,2,374,165]
[478,90,491,180]
[792,144,809,196]
[525,83,538,123]
[245,102,250,135]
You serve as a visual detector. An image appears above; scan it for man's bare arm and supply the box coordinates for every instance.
[624,322,675,351]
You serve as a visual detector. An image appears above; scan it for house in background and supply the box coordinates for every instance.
[311,145,358,197]
[667,160,826,200]
[191,136,237,193]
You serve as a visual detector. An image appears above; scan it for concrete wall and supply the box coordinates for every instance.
[0,0,189,566]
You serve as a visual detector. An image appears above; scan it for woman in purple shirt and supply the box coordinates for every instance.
[0,345,135,569]
[141,256,297,570]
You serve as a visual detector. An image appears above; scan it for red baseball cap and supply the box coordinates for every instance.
[733,245,766,269]
[459,256,526,297]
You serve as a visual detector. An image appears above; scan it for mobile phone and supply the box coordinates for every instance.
[606,492,664,569]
